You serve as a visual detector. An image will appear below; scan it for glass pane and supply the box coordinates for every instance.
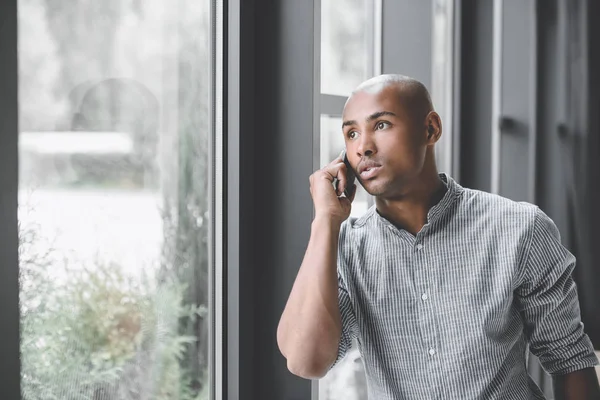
[321,0,373,96]
[18,1,213,399]
[319,338,368,400]
[320,115,369,398]
[431,0,455,175]
[320,115,371,219]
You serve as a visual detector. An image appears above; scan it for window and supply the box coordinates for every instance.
[320,115,370,218]
[18,0,219,399]
[317,0,379,397]
[317,0,380,222]
[320,0,375,96]
[431,0,456,176]
[317,1,456,398]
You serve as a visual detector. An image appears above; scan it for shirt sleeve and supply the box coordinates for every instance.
[515,207,599,375]
[329,221,359,370]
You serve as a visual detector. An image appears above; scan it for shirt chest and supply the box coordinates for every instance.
[346,227,522,346]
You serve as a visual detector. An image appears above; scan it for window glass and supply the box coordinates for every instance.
[320,115,371,218]
[319,2,374,394]
[321,0,373,96]
[431,0,455,174]
[320,115,368,398]
[319,1,456,398]
[18,1,214,398]
[319,338,367,400]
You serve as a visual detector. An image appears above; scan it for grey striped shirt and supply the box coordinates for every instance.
[332,173,599,399]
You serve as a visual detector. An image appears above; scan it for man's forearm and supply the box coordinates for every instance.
[552,367,600,400]
[277,217,342,378]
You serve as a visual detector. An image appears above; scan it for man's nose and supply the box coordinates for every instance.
[356,134,376,157]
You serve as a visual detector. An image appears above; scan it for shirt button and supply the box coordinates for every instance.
[416,244,423,250]
[429,348,436,356]
[421,293,428,301]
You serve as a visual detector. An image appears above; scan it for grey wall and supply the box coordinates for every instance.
[457,0,599,396]
[458,0,493,191]
[582,0,600,346]
[227,0,257,398]
[498,0,537,203]
[382,0,432,88]
[230,0,318,398]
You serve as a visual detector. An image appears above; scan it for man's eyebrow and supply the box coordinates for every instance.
[366,111,397,122]
[342,111,397,128]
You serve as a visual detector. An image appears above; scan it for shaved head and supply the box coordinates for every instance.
[340,74,442,198]
[350,74,434,127]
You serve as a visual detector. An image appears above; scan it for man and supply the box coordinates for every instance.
[277,74,600,399]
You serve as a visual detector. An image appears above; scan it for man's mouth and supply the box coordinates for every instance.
[358,163,382,180]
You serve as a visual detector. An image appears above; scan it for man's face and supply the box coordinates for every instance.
[341,86,429,198]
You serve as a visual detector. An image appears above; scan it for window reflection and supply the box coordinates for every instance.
[321,0,373,96]
[18,0,213,398]
[431,0,455,175]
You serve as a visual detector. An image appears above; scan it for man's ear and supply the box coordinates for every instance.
[425,111,442,143]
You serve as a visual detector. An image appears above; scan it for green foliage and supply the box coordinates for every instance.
[20,220,208,400]
[18,0,212,397]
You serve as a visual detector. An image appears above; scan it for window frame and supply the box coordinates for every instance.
[314,0,383,218]
[1,0,225,398]
[0,0,464,399]
[313,0,460,398]
[211,0,226,398]
[0,0,21,398]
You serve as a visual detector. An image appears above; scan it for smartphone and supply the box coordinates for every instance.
[337,150,356,198]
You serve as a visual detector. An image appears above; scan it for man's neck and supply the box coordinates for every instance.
[375,172,447,236]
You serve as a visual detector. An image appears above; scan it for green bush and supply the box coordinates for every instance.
[20,220,208,400]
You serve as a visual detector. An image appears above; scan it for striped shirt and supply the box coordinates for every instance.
[332,173,599,399]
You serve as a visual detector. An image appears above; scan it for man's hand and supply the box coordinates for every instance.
[277,155,357,379]
[309,154,357,225]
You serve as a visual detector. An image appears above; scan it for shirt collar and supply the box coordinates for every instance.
[426,173,463,224]
[352,173,463,229]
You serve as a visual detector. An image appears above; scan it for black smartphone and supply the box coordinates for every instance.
[339,150,356,198]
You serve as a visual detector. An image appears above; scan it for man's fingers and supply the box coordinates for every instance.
[324,151,345,169]
[339,196,352,212]
[310,161,352,198]
[322,161,345,178]
[325,162,347,196]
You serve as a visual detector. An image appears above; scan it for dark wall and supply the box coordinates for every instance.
[457,0,599,353]
[578,0,600,348]
[458,0,493,191]
[233,0,318,398]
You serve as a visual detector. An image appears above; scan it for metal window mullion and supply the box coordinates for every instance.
[312,0,322,397]
[445,0,456,177]
[491,0,504,195]
[374,0,383,76]
[209,0,225,398]
[320,94,347,118]
[452,0,462,182]
[226,0,242,397]
[527,0,538,204]
[313,0,323,173]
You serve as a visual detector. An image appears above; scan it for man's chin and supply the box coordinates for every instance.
[362,176,410,198]
[361,180,388,197]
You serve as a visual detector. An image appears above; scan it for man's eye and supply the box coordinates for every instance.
[376,121,389,130]
[348,131,357,139]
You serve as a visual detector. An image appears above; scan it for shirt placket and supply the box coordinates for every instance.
[414,229,440,399]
